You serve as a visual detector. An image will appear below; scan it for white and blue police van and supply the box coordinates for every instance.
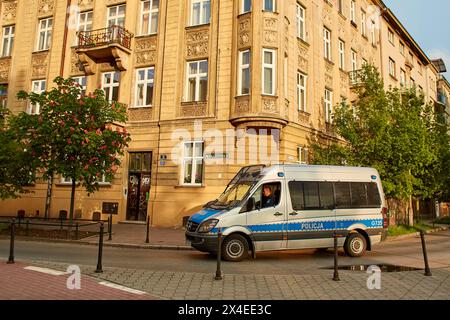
[185,165,388,262]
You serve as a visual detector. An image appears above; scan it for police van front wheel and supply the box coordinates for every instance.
[344,233,367,257]
[222,234,249,262]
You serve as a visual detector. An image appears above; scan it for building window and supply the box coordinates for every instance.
[182,141,204,185]
[263,0,275,12]
[389,58,396,78]
[338,0,344,14]
[323,27,331,61]
[399,42,405,55]
[37,17,53,51]
[338,39,345,70]
[262,49,276,95]
[72,76,87,96]
[102,71,120,102]
[351,49,357,72]
[324,89,333,124]
[135,67,155,107]
[241,0,251,13]
[361,10,366,37]
[350,0,356,23]
[298,146,309,164]
[62,174,108,185]
[1,25,14,57]
[297,72,307,112]
[107,4,126,27]
[238,50,251,96]
[388,28,394,45]
[370,20,376,45]
[418,62,423,75]
[0,84,7,107]
[28,80,46,115]
[140,0,159,35]
[410,78,415,87]
[296,4,306,41]
[186,60,208,102]
[400,69,406,86]
[190,0,211,26]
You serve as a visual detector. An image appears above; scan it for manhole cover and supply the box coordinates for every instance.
[322,265,422,272]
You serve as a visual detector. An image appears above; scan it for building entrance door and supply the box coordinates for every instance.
[126,152,152,221]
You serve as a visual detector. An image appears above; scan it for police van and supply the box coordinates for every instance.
[185,165,388,262]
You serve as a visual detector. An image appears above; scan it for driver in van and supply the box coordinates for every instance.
[261,185,276,208]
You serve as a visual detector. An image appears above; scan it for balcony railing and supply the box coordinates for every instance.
[77,25,133,50]
[348,69,365,87]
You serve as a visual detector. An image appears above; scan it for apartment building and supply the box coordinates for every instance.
[0,0,444,227]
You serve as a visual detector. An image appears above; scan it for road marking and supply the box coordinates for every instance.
[98,281,147,295]
[24,266,67,276]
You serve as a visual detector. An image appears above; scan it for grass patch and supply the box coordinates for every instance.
[388,223,434,237]
[0,223,8,232]
[434,216,450,225]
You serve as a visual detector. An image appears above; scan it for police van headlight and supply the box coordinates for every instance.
[197,219,219,233]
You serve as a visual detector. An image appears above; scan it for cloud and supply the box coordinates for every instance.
[427,48,450,76]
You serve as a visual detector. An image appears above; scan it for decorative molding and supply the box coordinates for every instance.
[263,18,278,46]
[129,107,153,122]
[340,70,349,92]
[0,57,11,82]
[238,17,251,48]
[325,73,333,88]
[77,0,94,10]
[70,50,84,75]
[37,0,55,17]
[235,96,250,114]
[135,36,157,52]
[297,41,309,71]
[31,52,49,79]
[135,36,157,66]
[263,18,277,31]
[262,98,278,113]
[180,101,207,118]
[185,29,209,58]
[322,6,333,27]
[105,0,124,6]
[297,111,310,125]
[2,1,17,24]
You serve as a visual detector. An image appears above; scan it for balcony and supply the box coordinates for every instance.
[348,69,365,87]
[75,25,134,75]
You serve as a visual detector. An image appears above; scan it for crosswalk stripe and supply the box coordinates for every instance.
[24,266,67,276]
[98,281,146,295]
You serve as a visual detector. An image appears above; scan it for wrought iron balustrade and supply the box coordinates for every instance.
[77,25,133,50]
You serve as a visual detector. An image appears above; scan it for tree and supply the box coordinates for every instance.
[0,105,35,199]
[14,77,131,225]
[311,65,447,225]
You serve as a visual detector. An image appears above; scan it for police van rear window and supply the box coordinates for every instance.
[288,181,381,211]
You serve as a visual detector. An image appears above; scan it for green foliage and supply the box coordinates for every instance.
[14,77,131,195]
[387,223,433,237]
[311,65,449,201]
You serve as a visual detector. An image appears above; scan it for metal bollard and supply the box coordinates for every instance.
[7,219,16,264]
[75,223,79,241]
[25,220,29,237]
[95,222,104,273]
[145,216,150,244]
[214,228,223,280]
[108,215,112,241]
[333,232,340,281]
[420,230,432,277]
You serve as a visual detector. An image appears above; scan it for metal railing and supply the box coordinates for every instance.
[77,25,133,50]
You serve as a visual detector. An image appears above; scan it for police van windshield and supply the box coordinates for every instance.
[207,165,265,210]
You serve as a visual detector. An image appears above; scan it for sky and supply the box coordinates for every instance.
[384,0,450,77]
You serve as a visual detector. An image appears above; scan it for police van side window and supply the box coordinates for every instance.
[288,181,335,211]
[366,182,381,207]
[335,182,381,208]
[334,182,352,208]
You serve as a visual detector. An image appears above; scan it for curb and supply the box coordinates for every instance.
[384,225,449,242]
[0,235,193,251]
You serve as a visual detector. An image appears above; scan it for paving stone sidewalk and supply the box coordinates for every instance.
[28,260,450,300]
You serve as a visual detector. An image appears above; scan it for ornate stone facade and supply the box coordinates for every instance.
[262,17,278,46]
[1,0,17,24]
[37,0,54,17]
[129,107,153,122]
[185,28,209,59]
[180,102,207,118]
[0,57,11,82]
[238,16,251,49]
[135,36,157,67]
[234,96,250,114]
[31,52,48,79]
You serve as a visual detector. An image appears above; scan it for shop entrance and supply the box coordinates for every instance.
[126,152,152,221]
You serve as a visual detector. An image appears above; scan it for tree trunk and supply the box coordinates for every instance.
[408,195,414,226]
[44,174,53,219]
[68,178,76,233]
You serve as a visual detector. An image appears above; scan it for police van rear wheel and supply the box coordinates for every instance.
[222,234,249,262]
[344,233,367,257]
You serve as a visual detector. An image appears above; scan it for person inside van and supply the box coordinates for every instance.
[261,185,277,208]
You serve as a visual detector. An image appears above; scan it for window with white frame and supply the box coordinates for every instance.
[262,49,276,95]
[140,0,159,35]
[182,141,204,185]
[61,174,109,185]
[350,0,356,23]
[263,0,275,12]
[28,80,46,115]
[370,20,376,45]
[296,4,305,41]
[190,0,211,26]
[323,27,331,61]
[400,68,406,86]
[297,146,309,164]
[238,50,251,95]
[351,49,357,71]
[186,60,208,102]
[135,67,155,107]
[107,4,126,27]
[399,41,405,55]
[72,76,87,96]
[297,72,307,112]
[37,17,52,51]
[77,11,92,35]
[241,0,251,13]
[338,39,345,70]
[102,72,120,102]
[1,25,14,57]
[418,62,423,75]
[324,89,333,124]
[362,58,368,67]
[361,10,366,37]
[388,28,394,45]
[389,58,396,78]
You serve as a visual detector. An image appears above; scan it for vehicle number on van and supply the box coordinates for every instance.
[371,220,383,227]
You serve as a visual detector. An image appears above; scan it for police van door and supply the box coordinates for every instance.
[286,181,336,249]
[242,181,287,251]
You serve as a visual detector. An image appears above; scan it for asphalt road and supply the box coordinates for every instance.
[1,230,449,275]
